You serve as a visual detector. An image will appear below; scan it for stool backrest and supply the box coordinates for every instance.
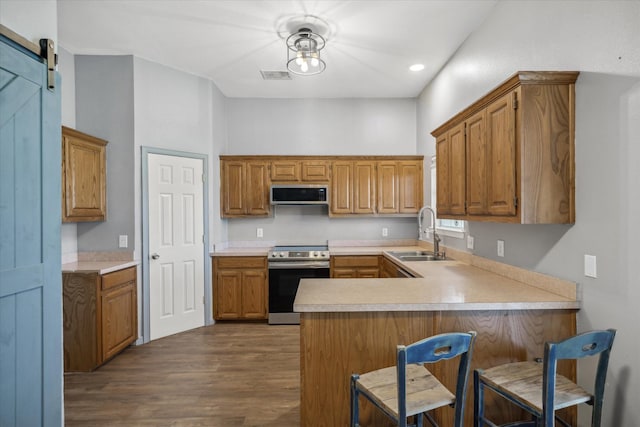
[397,331,476,427]
[543,329,616,426]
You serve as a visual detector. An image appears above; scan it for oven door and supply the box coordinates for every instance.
[268,262,330,324]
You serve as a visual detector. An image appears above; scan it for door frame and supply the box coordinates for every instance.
[141,147,210,344]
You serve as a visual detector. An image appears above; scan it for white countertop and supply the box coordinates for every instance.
[62,260,139,275]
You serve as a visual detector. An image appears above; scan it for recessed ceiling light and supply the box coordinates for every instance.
[409,64,425,72]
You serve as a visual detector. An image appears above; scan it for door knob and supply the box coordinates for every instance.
[151,253,160,260]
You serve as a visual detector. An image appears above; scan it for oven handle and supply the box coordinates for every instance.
[268,261,330,269]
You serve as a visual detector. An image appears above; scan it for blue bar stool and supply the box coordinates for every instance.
[474,329,616,427]
[350,331,476,427]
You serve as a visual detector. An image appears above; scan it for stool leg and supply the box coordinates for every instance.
[474,369,484,427]
[416,413,423,427]
[350,375,359,427]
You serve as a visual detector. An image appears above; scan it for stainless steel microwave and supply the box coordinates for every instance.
[270,184,329,205]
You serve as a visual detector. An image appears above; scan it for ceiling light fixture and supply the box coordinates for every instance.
[409,64,425,72]
[286,27,326,76]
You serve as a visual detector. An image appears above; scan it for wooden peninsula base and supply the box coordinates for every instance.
[300,309,577,427]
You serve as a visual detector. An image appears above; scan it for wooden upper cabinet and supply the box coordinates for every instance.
[353,161,376,214]
[330,161,353,215]
[271,160,300,182]
[61,126,107,222]
[432,71,579,224]
[377,161,398,214]
[435,123,464,215]
[221,156,423,217]
[271,159,330,183]
[398,160,423,214]
[486,91,517,216]
[301,160,330,182]
[220,158,270,218]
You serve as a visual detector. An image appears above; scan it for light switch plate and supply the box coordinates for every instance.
[467,235,474,250]
[118,235,128,248]
[585,255,597,278]
[497,240,505,257]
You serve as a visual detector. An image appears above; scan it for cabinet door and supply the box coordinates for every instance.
[435,133,451,214]
[271,160,300,182]
[241,270,267,319]
[245,161,270,216]
[301,161,330,182]
[449,123,466,215]
[377,161,398,214]
[398,161,423,214]
[62,127,107,222]
[353,161,376,214]
[215,270,243,319]
[331,269,357,278]
[466,110,488,215]
[486,92,517,216]
[221,160,246,216]
[331,161,353,214]
[101,281,137,362]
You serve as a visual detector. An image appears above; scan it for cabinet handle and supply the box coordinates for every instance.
[151,253,160,260]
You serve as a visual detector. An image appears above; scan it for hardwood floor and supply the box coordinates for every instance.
[64,323,300,426]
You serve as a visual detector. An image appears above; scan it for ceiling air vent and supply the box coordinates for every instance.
[260,70,292,80]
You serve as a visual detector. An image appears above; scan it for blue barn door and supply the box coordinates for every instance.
[0,34,62,426]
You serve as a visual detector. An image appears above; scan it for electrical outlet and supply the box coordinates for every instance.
[584,255,597,278]
[497,239,505,257]
[256,228,263,238]
[118,235,128,248]
[382,227,388,237]
[467,235,474,250]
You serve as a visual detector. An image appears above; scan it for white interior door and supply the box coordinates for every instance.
[148,153,205,340]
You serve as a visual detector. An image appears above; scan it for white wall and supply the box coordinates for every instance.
[417,2,640,425]
[225,97,420,243]
[226,98,416,155]
[0,0,57,47]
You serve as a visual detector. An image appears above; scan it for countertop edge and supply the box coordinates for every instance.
[62,260,139,275]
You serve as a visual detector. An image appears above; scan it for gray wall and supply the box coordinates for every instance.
[225,98,421,243]
[417,2,640,425]
[75,55,135,252]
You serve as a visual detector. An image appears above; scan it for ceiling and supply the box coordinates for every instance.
[57,0,497,98]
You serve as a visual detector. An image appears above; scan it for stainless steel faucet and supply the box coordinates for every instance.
[418,205,442,258]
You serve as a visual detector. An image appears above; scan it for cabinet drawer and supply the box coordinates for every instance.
[101,267,136,290]
[331,256,379,268]
[215,256,267,269]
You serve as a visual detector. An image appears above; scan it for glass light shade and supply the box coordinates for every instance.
[286,28,326,76]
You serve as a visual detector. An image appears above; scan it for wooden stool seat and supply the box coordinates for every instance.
[479,361,592,413]
[356,364,455,418]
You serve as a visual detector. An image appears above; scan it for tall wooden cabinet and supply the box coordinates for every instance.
[431,71,579,224]
[213,256,268,320]
[63,266,137,372]
[61,126,108,222]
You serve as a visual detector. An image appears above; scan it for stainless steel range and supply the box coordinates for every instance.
[268,245,330,325]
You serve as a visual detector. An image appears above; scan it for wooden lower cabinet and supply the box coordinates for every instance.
[63,266,138,372]
[380,256,414,278]
[331,255,380,278]
[213,256,268,320]
[300,309,577,427]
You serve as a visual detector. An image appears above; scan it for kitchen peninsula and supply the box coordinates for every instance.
[294,250,579,427]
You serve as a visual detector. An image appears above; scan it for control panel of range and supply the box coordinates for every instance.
[268,245,330,261]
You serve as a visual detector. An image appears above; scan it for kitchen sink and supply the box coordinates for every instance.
[387,251,445,262]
